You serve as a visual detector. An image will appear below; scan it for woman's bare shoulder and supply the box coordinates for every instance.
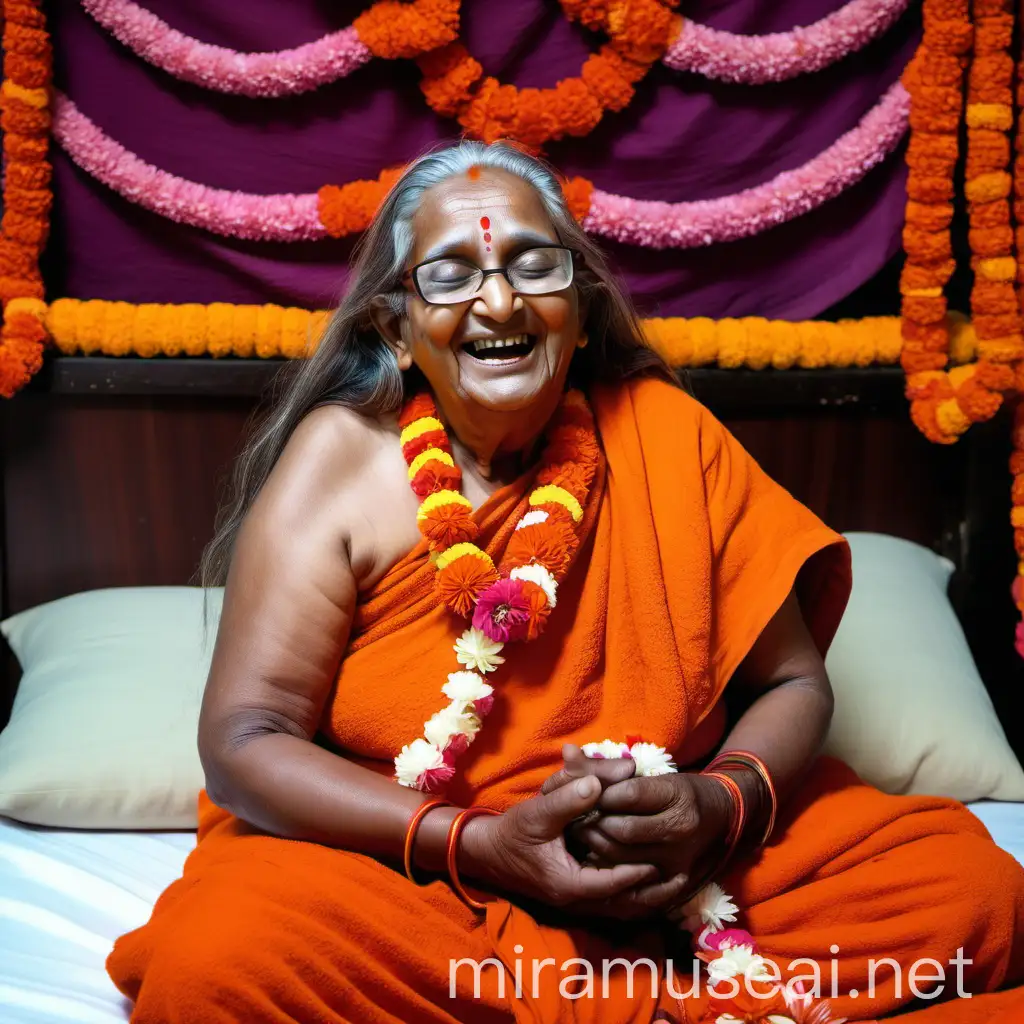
[256,403,418,586]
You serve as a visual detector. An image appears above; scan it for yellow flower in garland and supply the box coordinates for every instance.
[530,484,584,523]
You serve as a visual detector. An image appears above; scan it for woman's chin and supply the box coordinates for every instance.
[454,343,563,413]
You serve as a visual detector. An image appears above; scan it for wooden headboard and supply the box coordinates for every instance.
[2,358,1022,752]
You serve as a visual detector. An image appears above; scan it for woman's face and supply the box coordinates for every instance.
[392,168,585,417]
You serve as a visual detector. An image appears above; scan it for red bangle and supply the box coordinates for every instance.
[403,798,449,884]
[702,770,746,868]
[707,750,778,846]
[446,806,500,910]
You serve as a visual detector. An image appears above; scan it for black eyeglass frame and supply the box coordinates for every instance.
[401,245,580,305]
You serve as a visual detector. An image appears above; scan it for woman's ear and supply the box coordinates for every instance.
[368,295,414,371]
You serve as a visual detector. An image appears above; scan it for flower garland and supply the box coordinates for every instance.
[79,0,375,97]
[899,0,972,444]
[45,299,962,371]
[81,0,913,95]
[414,0,679,152]
[663,0,912,86]
[51,93,323,243]
[0,0,53,398]
[902,0,1023,447]
[678,883,844,1023]
[582,81,909,250]
[51,83,907,250]
[46,298,331,359]
[394,390,601,791]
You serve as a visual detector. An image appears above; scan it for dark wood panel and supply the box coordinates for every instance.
[1,394,256,615]
[33,356,910,415]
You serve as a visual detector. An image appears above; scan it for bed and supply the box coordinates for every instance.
[1,359,1024,1021]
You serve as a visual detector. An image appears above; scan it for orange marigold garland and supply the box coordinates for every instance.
[416,0,680,151]
[395,389,599,791]
[0,0,53,397]
[899,0,971,442]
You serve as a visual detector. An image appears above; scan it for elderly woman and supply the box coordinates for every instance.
[108,143,1023,1024]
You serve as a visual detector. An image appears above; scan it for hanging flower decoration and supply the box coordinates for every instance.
[899,0,972,444]
[417,0,680,152]
[50,83,907,251]
[0,0,53,398]
[663,0,912,85]
[394,390,600,791]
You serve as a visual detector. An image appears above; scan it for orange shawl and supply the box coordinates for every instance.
[108,378,1024,1024]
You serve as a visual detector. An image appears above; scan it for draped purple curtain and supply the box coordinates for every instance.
[46,0,919,319]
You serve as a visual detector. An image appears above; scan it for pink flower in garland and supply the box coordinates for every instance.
[473,579,531,644]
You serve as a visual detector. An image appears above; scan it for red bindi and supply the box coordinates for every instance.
[466,165,481,181]
[480,216,490,230]
[483,232,492,243]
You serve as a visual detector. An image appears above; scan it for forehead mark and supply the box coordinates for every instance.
[466,165,481,180]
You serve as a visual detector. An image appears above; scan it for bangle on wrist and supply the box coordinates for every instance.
[706,750,778,846]
[403,798,450,885]
[701,770,746,869]
[446,806,500,910]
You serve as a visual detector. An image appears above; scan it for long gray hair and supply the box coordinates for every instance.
[198,141,674,588]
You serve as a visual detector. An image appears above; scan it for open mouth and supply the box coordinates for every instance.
[462,334,538,361]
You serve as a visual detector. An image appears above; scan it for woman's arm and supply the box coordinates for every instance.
[198,408,465,870]
[711,588,834,835]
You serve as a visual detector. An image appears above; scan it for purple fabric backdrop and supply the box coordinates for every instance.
[46,0,919,318]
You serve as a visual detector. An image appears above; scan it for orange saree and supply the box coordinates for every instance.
[108,378,1024,1023]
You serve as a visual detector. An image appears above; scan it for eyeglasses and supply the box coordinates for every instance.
[404,245,576,305]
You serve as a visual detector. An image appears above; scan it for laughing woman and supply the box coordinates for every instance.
[108,143,1024,1024]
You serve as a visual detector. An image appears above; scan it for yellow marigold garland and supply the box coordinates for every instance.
[44,300,983,370]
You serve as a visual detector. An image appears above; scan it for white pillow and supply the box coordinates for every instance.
[0,587,222,828]
[824,533,1024,802]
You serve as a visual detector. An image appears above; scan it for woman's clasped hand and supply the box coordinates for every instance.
[458,744,735,920]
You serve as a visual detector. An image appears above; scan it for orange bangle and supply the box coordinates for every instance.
[446,806,500,910]
[707,750,778,846]
[702,770,746,862]
[403,798,450,884]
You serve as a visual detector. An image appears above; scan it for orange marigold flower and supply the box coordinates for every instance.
[411,460,462,498]
[354,0,460,60]
[906,175,955,203]
[505,519,575,578]
[903,296,948,325]
[1015,528,1024,557]
[399,393,438,429]
[536,462,593,504]
[520,580,551,641]
[418,43,483,118]
[968,226,1014,257]
[437,553,500,617]
[420,501,478,551]
[552,78,604,139]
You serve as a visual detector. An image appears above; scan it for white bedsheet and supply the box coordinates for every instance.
[1,805,1023,1024]
[0,824,195,1023]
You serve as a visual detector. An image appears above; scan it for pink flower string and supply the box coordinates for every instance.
[51,92,325,242]
[664,0,911,85]
[582,81,909,250]
[80,0,372,98]
[52,81,906,249]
